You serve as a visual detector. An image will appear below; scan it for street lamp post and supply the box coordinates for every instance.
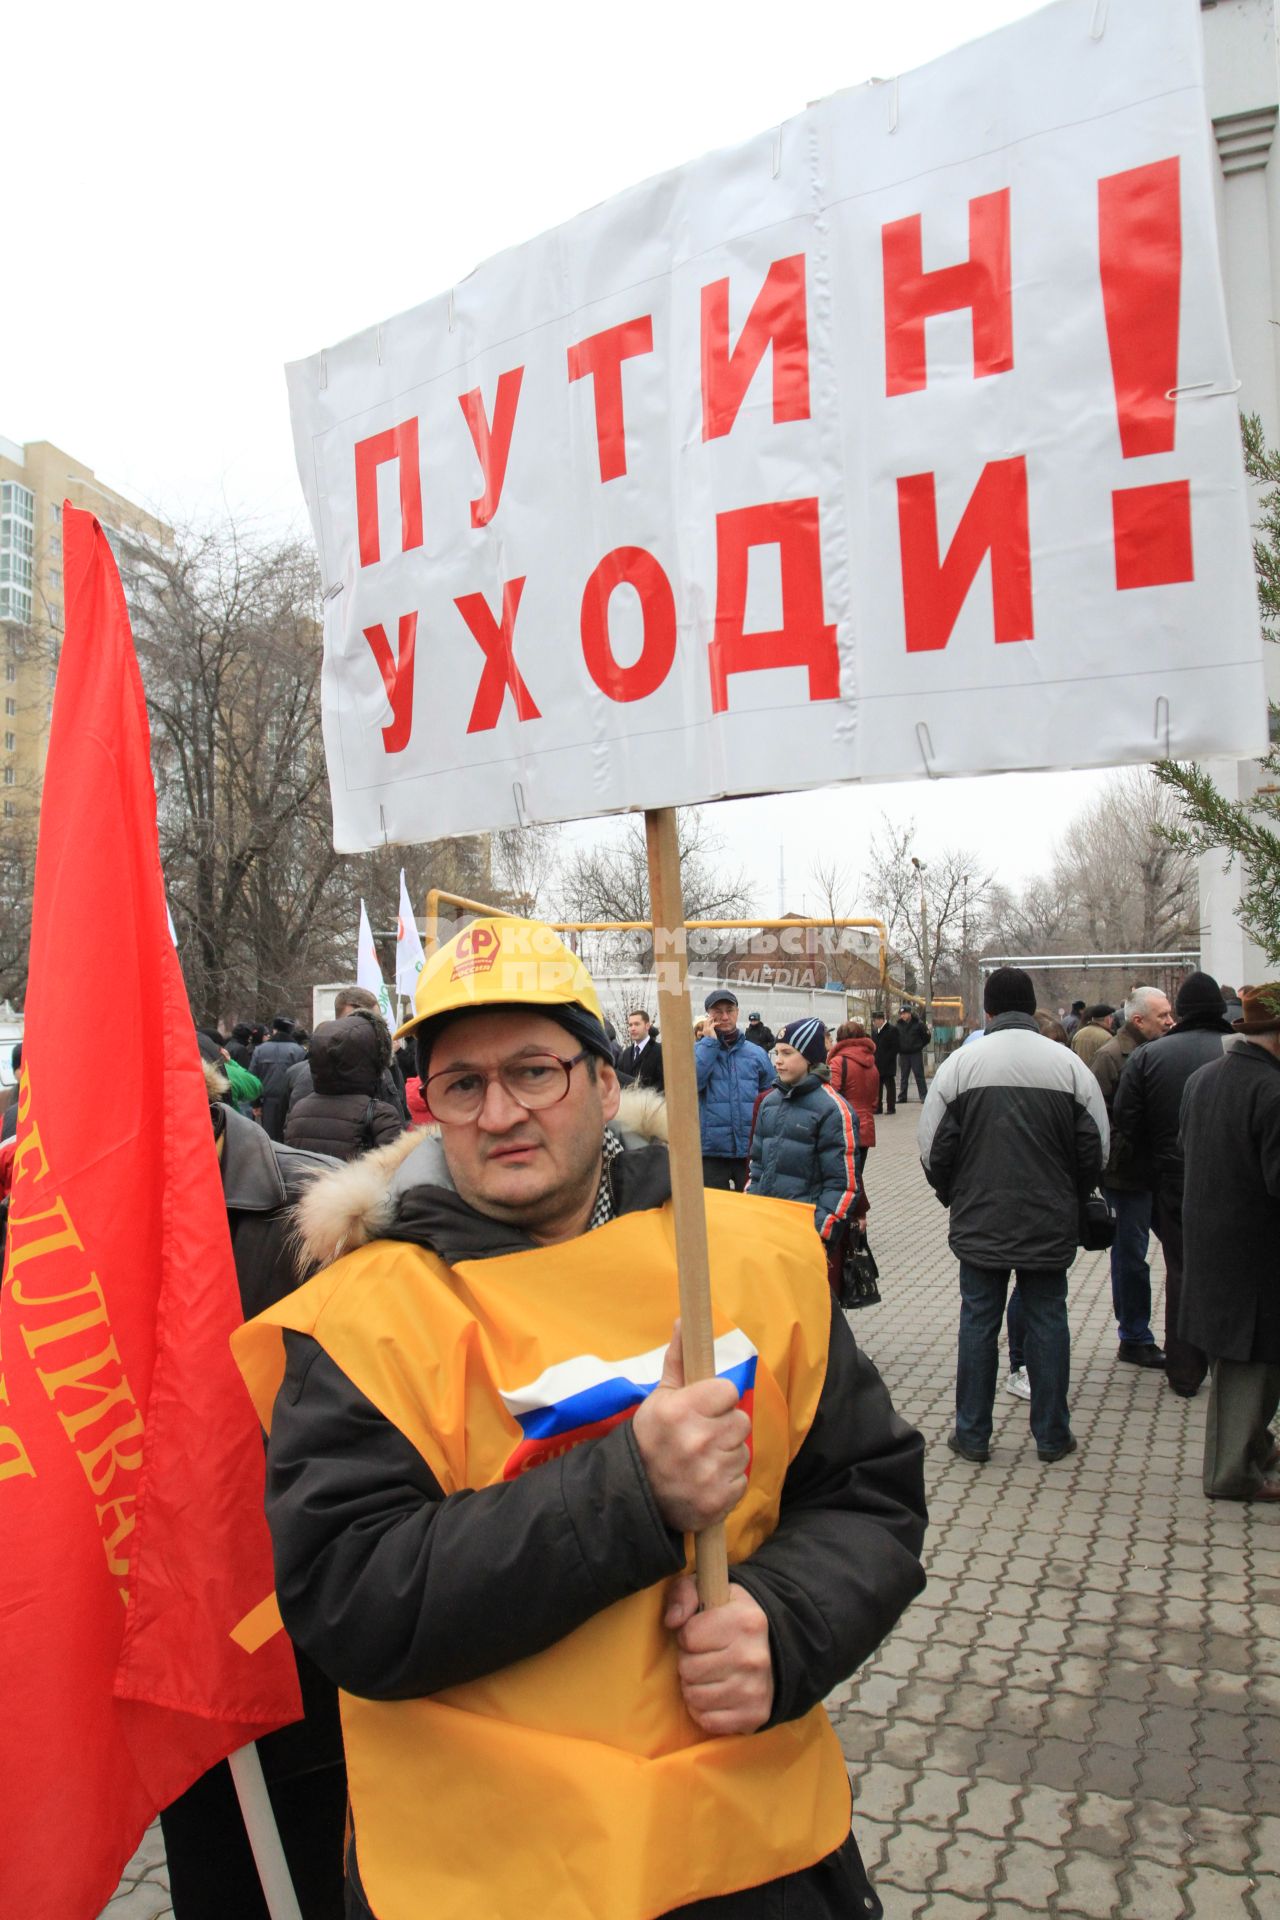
[911,856,933,1073]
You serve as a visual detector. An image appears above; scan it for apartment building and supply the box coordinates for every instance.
[0,436,168,819]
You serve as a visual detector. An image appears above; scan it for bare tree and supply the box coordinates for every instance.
[978,769,1198,1008]
[124,520,345,1022]
[0,807,37,1006]
[556,808,752,971]
[808,855,897,994]
[858,817,993,1014]
[492,823,562,917]
[1053,769,1197,956]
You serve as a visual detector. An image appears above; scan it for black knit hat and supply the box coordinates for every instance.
[983,967,1037,1018]
[779,1016,827,1066]
[1175,970,1222,1020]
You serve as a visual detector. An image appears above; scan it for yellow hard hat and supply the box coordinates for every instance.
[395,917,607,1055]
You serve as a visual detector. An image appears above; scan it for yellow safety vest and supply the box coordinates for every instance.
[234,1193,850,1920]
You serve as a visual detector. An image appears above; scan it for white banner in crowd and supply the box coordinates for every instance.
[356,899,394,1023]
[288,0,1266,853]
[395,868,426,998]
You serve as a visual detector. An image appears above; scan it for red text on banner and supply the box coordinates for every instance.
[882,188,1013,396]
[897,456,1034,652]
[1098,156,1193,589]
[566,317,655,482]
[708,498,839,712]
[355,420,424,568]
[701,255,811,441]
[581,547,678,702]
[362,614,419,752]
[459,368,526,529]
[456,578,542,733]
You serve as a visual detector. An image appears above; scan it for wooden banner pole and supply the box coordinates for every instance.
[644,807,730,1609]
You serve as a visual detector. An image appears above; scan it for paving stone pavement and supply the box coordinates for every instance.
[103,1090,1279,1917]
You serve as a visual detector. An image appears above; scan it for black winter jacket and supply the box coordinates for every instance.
[1111,1016,1232,1194]
[918,1011,1109,1269]
[284,1018,405,1163]
[1180,1043,1280,1364]
[263,1118,927,1916]
[896,1015,929,1056]
[286,1055,410,1123]
[872,1022,901,1077]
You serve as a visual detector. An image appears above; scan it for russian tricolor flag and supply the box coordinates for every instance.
[500,1330,758,1480]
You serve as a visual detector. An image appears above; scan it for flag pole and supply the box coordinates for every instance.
[227,1743,305,1920]
[644,807,730,1608]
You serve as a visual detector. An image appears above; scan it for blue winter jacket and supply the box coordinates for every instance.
[747,1069,861,1241]
[695,1029,776,1156]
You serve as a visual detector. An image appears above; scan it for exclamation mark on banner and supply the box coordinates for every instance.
[1098,157,1194,589]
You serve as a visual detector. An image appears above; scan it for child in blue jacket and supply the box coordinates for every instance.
[747,1017,860,1288]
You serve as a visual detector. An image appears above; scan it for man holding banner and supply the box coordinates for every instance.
[235,916,927,1920]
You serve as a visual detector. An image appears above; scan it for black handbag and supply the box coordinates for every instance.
[1078,1188,1116,1252]
[838,1228,881,1310]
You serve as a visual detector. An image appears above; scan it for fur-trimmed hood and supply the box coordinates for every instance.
[203,1058,231,1101]
[291,1086,669,1277]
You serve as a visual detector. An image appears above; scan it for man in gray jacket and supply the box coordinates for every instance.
[919,967,1108,1466]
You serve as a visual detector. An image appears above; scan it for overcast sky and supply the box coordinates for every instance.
[7,0,1118,909]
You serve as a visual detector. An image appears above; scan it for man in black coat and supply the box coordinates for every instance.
[871,1012,899,1115]
[1112,972,1232,1398]
[616,1009,665,1093]
[249,1016,307,1141]
[745,1011,777,1054]
[895,1008,930,1104]
[1180,982,1280,1501]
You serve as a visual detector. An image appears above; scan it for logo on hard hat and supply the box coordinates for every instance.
[451,926,501,981]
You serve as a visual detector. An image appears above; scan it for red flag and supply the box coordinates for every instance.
[0,508,301,1918]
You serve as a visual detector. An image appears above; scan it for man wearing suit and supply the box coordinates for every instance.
[617,1010,664,1093]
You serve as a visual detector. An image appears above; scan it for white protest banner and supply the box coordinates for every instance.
[395,867,426,998]
[288,0,1266,854]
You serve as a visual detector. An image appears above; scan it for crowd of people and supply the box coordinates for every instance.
[921,965,1280,1503]
[11,927,1273,1920]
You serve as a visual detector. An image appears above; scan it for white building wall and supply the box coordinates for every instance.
[1198,0,1280,987]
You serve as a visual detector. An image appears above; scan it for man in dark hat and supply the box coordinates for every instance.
[744,1010,777,1054]
[1180,983,1280,1500]
[1112,971,1233,1397]
[919,967,1108,1467]
[696,988,775,1190]
[871,1011,899,1115]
